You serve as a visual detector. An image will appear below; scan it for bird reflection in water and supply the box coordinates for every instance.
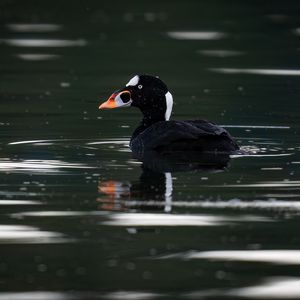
[97,150,231,212]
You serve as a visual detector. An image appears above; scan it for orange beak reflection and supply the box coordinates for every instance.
[99,91,131,109]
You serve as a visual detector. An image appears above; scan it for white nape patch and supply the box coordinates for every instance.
[164,172,173,212]
[165,92,173,121]
[126,75,139,87]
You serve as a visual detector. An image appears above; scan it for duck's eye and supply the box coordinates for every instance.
[120,92,131,103]
[138,85,143,89]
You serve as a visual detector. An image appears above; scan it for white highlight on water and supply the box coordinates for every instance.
[164,92,173,121]
[9,139,52,145]
[126,75,139,86]
[164,172,173,212]
[1,38,87,47]
[164,250,300,265]
[197,49,244,57]
[114,199,300,211]
[0,225,64,244]
[167,31,226,40]
[16,54,60,61]
[0,290,163,300]
[6,23,61,32]
[0,159,94,172]
[0,200,41,205]
[210,68,300,76]
[101,213,269,227]
[229,277,300,299]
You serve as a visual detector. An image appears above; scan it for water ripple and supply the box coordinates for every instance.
[228,277,300,299]
[0,159,95,173]
[167,31,226,40]
[0,225,65,244]
[6,23,62,32]
[0,200,41,205]
[101,199,300,211]
[0,291,162,300]
[16,54,61,61]
[210,68,300,76]
[101,212,270,227]
[159,250,300,265]
[1,38,87,47]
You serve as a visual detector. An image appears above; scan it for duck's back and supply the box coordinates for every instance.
[130,120,239,154]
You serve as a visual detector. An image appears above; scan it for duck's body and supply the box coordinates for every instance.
[99,75,239,154]
[130,120,238,154]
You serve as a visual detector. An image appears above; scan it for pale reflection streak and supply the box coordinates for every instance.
[0,225,65,244]
[102,213,270,227]
[103,291,163,299]
[167,31,226,40]
[16,54,61,61]
[6,23,62,32]
[210,68,300,76]
[0,291,163,300]
[11,211,108,218]
[87,140,129,146]
[9,139,55,145]
[160,250,300,265]
[109,200,300,210]
[229,277,300,299]
[0,200,41,205]
[8,138,130,146]
[197,49,244,57]
[207,181,300,188]
[1,39,87,47]
[11,211,270,226]
[0,159,94,173]
[0,292,68,300]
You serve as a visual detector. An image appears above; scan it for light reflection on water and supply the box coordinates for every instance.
[166,31,227,40]
[0,159,95,173]
[210,68,300,76]
[0,225,66,244]
[0,200,41,205]
[159,250,300,265]
[0,116,298,292]
[6,23,62,32]
[228,277,300,299]
[197,49,244,57]
[0,291,163,300]
[101,212,271,226]
[1,38,87,47]
[16,54,61,61]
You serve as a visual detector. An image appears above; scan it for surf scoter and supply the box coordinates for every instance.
[99,75,239,154]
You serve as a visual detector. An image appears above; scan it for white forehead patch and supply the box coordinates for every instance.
[165,92,173,121]
[126,75,139,87]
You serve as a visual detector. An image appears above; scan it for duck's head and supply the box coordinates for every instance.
[99,75,173,121]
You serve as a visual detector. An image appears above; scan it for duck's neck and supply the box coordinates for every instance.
[131,110,166,141]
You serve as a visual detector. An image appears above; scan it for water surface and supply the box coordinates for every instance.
[0,0,300,299]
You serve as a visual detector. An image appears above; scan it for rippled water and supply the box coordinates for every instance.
[1,1,300,299]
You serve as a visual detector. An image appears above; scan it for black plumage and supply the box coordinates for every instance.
[130,119,238,155]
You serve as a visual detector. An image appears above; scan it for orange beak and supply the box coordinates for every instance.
[99,90,132,109]
[99,92,118,109]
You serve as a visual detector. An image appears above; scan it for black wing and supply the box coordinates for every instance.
[130,120,239,154]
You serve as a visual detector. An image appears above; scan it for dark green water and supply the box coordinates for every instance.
[0,1,300,299]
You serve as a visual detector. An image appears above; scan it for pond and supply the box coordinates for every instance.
[0,0,300,299]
